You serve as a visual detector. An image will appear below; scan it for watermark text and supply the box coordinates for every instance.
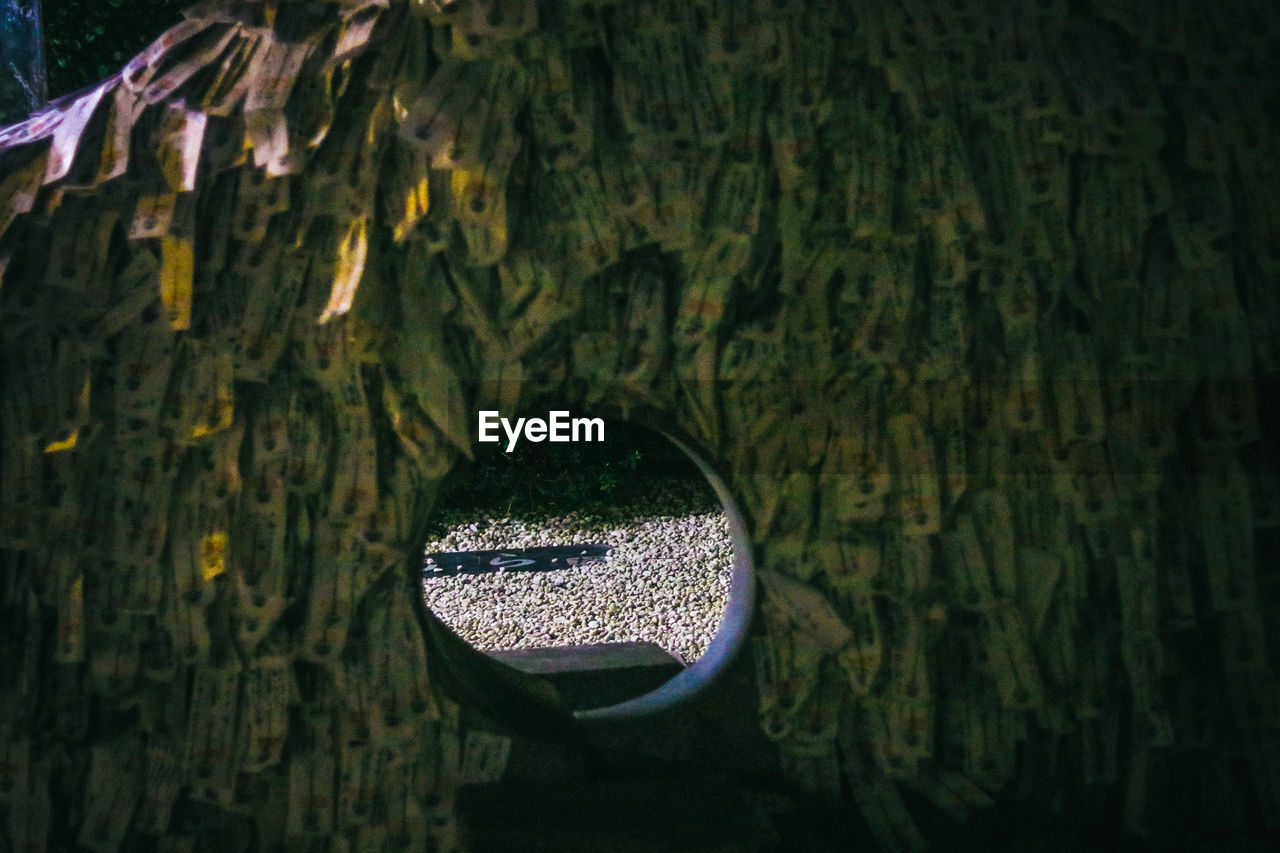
[477,411,605,452]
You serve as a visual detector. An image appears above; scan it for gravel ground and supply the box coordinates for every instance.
[421,478,733,662]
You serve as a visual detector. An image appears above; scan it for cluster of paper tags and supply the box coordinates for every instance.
[0,0,1278,850]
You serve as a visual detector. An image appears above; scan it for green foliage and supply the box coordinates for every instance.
[437,421,709,515]
[43,0,189,98]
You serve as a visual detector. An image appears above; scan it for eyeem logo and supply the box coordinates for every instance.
[477,411,605,452]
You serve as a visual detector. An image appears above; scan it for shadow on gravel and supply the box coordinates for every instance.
[423,544,612,576]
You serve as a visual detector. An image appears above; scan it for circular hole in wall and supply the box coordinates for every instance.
[420,416,753,719]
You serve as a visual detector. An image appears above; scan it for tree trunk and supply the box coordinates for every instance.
[1,0,1279,850]
[0,0,45,124]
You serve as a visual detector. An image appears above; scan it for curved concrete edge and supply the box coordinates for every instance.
[414,418,756,734]
[573,429,756,721]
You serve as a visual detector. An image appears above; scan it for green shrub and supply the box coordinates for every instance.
[438,421,708,515]
[43,0,188,99]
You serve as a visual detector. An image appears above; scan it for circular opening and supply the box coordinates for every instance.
[420,415,753,722]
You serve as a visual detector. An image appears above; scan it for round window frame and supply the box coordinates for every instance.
[413,416,756,733]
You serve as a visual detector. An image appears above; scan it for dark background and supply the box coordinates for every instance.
[44,0,187,99]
